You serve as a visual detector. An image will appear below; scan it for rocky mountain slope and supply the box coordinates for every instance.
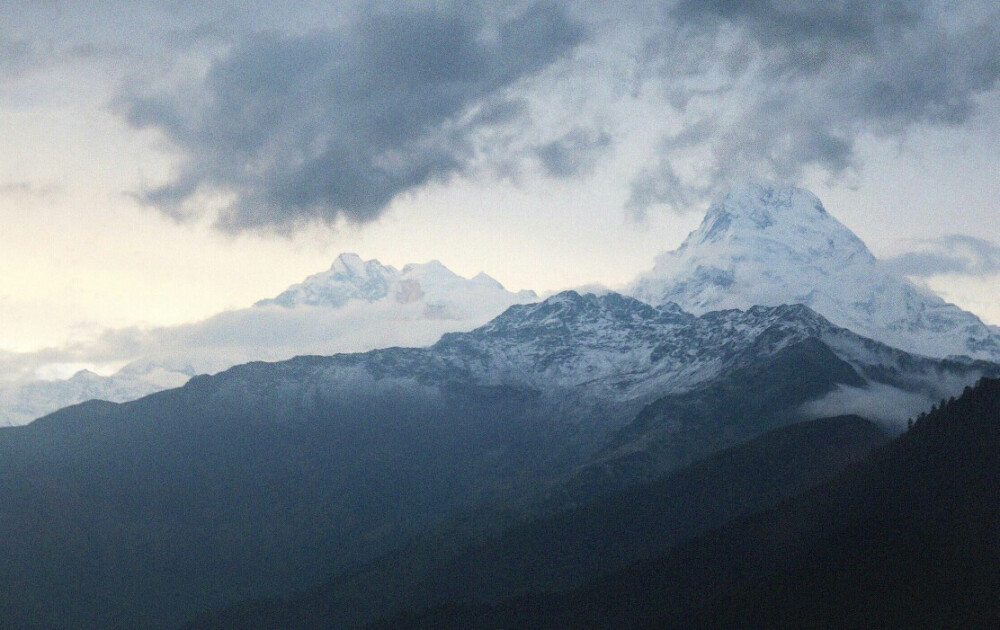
[630,182,1000,361]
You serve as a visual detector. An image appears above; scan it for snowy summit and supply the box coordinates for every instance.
[258,253,536,319]
[630,182,1000,361]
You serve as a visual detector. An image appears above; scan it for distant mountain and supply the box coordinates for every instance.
[256,253,536,317]
[0,254,536,426]
[392,376,1000,629]
[0,363,195,427]
[0,292,992,629]
[630,182,1000,361]
[259,253,399,307]
[188,416,888,630]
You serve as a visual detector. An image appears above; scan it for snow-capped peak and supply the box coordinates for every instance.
[258,254,537,315]
[630,181,1000,361]
[684,182,874,265]
[471,272,505,290]
[257,254,396,308]
[400,260,463,286]
[328,252,385,278]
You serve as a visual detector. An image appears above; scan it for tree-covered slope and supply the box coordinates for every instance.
[185,416,886,630]
[381,377,1000,629]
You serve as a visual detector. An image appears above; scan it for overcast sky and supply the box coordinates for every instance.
[1,0,998,362]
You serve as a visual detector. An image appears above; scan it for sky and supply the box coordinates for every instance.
[1,0,998,376]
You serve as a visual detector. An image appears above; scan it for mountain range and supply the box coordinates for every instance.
[0,256,535,426]
[5,182,998,428]
[256,253,536,313]
[0,182,998,629]
[0,288,995,629]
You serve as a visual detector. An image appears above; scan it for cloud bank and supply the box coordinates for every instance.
[883,235,1000,278]
[3,1,995,228]
[627,0,1000,213]
[120,2,584,232]
[104,1,1000,226]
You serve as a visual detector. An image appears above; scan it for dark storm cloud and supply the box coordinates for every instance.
[120,2,584,232]
[0,30,123,82]
[534,127,611,177]
[629,0,1000,213]
[671,0,923,50]
[884,236,1000,278]
[0,35,37,78]
[0,35,88,80]
[625,158,695,219]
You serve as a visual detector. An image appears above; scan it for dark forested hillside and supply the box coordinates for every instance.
[372,377,1000,629]
[0,374,564,630]
[185,416,886,630]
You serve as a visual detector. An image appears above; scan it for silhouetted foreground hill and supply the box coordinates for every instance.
[371,377,1000,629]
[185,416,887,629]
